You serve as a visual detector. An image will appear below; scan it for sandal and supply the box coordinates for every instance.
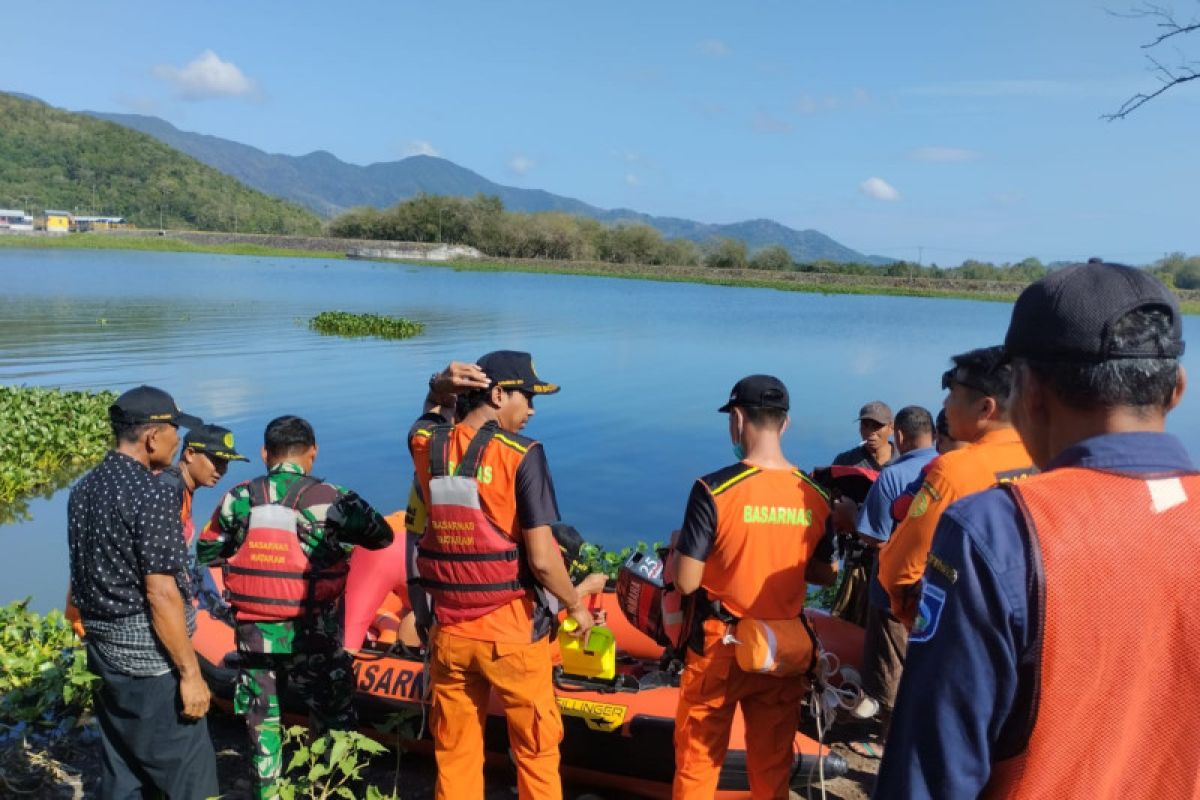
[848,740,884,759]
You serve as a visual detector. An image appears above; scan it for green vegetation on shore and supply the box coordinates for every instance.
[0,600,96,743]
[0,93,321,235]
[0,386,116,519]
[0,232,343,260]
[309,311,426,340]
[4,225,1198,315]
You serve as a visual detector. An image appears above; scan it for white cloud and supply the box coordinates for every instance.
[625,173,639,187]
[909,146,980,163]
[793,88,871,115]
[860,177,901,201]
[401,140,439,158]
[697,39,731,58]
[153,50,257,100]
[509,155,535,175]
[753,110,793,134]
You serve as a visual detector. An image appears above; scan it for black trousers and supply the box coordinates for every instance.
[86,643,219,800]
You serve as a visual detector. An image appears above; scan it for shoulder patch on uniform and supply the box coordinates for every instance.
[922,480,942,502]
[926,553,958,584]
[908,486,932,518]
[793,469,831,502]
[994,466,1037,484]
[413,428,433,439]
[909,583,947,644]
[700,463,761,496]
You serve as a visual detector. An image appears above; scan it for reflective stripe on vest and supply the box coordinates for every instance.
[984,468,1200,799]
[224,475,348,622]
[415,423,527,623]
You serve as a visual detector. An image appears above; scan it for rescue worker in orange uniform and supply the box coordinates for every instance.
[408,351,596,800]
[877,260,1199,798]
[877,345,1035,628]
[673,375,838,799]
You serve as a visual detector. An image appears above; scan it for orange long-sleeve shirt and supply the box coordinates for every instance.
[878,427,1034,626]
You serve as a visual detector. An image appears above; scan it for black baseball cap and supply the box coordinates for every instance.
[109,385,202,429]
[1005,259,1185,363]
[477,351,560,395]
[718,374,790,413]
[182,424,249,462]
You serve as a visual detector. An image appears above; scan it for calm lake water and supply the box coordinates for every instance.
[3,247,1197,610]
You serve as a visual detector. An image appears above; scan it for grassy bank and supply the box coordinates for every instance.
[5,231,1198,314]
[434,257,1026,303]
[0,233,342,261]
[0,386,116,521]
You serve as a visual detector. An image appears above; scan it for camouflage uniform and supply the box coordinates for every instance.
[198,462,391,799]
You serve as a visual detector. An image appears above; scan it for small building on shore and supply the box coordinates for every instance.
[74,215,128,232]
[44,210,72,233]
[0,210,34,231]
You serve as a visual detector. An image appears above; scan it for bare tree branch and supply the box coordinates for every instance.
[1105,1,1200,118]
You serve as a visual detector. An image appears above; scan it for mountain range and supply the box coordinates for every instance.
[88,110,890,265]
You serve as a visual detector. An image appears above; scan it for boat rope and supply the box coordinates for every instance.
[806,650,865,800]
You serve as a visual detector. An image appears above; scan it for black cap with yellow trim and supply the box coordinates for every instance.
[109,385,202,429]
[182,424,249,462]
[477,350,560,395]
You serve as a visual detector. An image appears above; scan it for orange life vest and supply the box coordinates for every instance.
[984,468,1200,799]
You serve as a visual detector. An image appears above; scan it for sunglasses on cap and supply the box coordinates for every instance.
[941,367,990,395]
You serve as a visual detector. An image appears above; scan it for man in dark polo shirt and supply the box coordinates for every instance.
[832,401,897,471]
[68,385,218,800]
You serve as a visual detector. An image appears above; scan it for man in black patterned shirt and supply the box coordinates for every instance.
[67,385,218,800]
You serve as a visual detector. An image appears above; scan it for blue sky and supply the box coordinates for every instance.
[5,1,1198,263]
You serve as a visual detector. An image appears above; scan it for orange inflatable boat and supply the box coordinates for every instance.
[193,571,861,799]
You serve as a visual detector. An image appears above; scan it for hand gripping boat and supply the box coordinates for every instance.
[193,569,860,798]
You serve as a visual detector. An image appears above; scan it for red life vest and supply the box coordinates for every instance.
[415,423,528,624]
[223,475,348,622]
[984,468,1200,799]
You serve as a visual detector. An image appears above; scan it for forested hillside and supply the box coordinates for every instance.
[0,93,320,234]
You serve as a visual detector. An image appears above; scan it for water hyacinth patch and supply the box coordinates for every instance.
[308,311,426,340]
[0,385,116,512]
[0,600,97,746]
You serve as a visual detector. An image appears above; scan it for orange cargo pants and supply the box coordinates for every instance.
[429,627,563,800]
[673,620,807,800]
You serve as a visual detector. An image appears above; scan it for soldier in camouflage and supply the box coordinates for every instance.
[197,415,392,799]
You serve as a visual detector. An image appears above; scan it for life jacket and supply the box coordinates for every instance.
[983,468,1200,799]
[811,464,880,505]
[223,475,348,622]
[414,423,529,624]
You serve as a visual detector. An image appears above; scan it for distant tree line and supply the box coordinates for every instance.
[1147,252,1200,290]
[328,194,1129,284]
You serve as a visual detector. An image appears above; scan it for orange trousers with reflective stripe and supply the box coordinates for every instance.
[674,620,807,800]
[429,627,563,800]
